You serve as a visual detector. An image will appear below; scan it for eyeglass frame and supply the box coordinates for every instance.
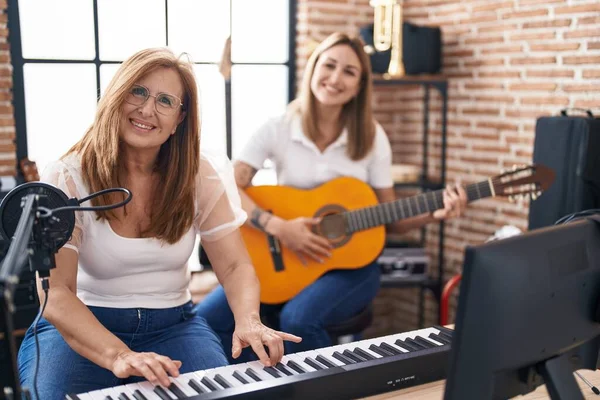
[125,84,185,116]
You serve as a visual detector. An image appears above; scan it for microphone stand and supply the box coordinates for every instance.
[0,193,58,400]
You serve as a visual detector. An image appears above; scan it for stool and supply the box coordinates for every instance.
[261,304,373,345]
[325,304,373,344]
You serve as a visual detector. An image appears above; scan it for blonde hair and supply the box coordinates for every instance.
[294,32,375,160]
[67,47,200,244]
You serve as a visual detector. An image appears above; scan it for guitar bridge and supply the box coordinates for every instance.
[267,234,285,272]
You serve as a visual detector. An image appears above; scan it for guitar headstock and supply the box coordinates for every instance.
[492,164,555,202]
[218,36,231,81]
[19,157,40,182]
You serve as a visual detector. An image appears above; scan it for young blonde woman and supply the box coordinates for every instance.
[196,32,467,363]
[17,48,300,400]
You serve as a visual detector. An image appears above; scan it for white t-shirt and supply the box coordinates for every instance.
[237,112,393,189]
[40,151,246,309]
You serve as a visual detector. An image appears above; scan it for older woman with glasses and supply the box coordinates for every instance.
[17,47,300,400]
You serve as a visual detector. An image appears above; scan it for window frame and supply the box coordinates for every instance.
[8,0,297,183]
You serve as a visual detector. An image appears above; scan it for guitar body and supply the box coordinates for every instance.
[241,177,385,304]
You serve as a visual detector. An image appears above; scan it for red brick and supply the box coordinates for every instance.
[520,96,570,106]
[563,55,600,65]
[522,19,572,29]
[480,44,524,54]
[472,1,513,13]
[563,84,600,93]
[510,56,556,65]
[555,3,600,15]
[508,82,558,91]
[510,31,556,41]
[583,69,600,78]
[564,28,600,39]
[529,43,580,52]
[502,9,549,19]
[526,69,575,78]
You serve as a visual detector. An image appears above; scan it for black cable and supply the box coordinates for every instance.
[36,188,133,218]
[555,209,600,225]
[31,278,49,400]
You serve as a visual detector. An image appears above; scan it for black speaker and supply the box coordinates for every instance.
[528,110,600,230]
[360,22,442,75]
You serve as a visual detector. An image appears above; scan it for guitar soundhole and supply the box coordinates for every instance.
[313,205,351,249]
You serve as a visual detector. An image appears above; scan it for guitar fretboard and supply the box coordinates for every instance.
[344,180,493,233]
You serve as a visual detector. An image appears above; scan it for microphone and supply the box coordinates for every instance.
[0,182,76,253]
[0,182,132,276]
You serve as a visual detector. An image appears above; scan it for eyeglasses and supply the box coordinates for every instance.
[125,84,184,116]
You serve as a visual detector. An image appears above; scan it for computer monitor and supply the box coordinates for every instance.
[444,217,600,400]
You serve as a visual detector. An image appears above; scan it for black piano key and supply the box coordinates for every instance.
[232,370,250,384]
[104,396,115,400]
[316,354,338,368]
[429,333,451,345]
[379,342,402,355]
[201,376,220,391]
[132,390,149,400]
[369,344,394,357]
[343,349,366,363]
[245,368,263,382]
[66,396,82,400]
[214,374,233,389]
[395,339,420,352]
[353,347,376,360]
[434,325,455,338]
[404,337,427,350]
[118,394,131,400]
[264,366,282,378]
[275,362,294,376]
[332,351,355,365]
[167,383,187,399]
[304,357,326,370]
[153,386,173,400]
[286,360,307,374]
[413,336,437,349]
[188,379,206,394]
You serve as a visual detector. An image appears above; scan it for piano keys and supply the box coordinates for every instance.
[67,325,453,400]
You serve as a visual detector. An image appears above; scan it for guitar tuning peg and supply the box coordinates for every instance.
[512,164,518,171]
[536,191,542,197]
[531,192,538,200]
[508,195,515,203]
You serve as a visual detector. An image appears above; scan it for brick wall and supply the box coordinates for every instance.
[297,0,600,336]
[0,0,13,177]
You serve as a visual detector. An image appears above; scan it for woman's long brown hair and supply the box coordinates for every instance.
[295,32,375,160]
[66,48,200,244]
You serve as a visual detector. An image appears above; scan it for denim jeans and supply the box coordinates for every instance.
[17,301,227,400]
[194,262,381,364]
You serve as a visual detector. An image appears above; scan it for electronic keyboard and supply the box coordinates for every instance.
[67,325,453,400]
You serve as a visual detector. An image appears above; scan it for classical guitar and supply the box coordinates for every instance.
[240,164,555,304]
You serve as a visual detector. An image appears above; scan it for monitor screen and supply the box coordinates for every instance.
[445,217,600,399]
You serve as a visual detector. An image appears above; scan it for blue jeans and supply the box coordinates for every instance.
[194,262,381,364]
[17,301,227,400]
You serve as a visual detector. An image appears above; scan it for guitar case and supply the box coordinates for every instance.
[528,109,600,230]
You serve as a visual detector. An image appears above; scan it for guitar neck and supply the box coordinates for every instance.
[345,180,494,233]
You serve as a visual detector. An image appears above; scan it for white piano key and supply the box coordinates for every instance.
[100,387,123,399]
[138,381,169,399]
[286,353,318,372]
[72,394,96,400]
[246,361,277,380]
[168,376,199,397]
[206,365,246,388]
[125,383,156,399]
[279,355,301,374]
[85,390,106,400]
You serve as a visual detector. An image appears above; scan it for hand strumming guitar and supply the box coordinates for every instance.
[265,216,333,265]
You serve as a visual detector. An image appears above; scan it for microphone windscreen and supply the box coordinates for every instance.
[0,182,75,251]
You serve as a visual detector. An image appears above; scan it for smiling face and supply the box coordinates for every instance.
[309,44,363,107]
[119,67,186,151]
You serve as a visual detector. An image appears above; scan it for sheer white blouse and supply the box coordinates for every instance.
[40,151,247,309]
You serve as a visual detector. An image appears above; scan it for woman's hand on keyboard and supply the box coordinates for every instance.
[111,350,182,388]
[232,314,302,366]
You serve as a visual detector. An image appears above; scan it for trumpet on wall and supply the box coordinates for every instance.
[370,0,404,77]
